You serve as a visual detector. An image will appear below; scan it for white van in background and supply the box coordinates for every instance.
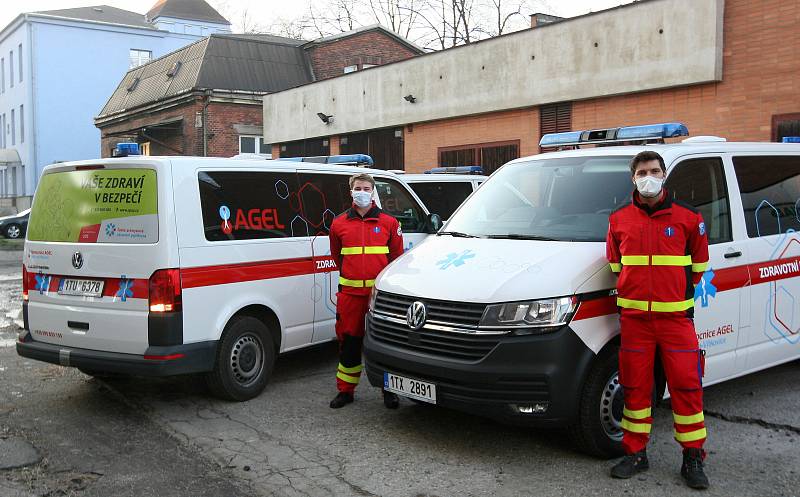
[399,167,486,221]
[363,123,800,457]
[18,150,440,401]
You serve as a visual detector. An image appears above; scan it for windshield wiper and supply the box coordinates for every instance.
[485,234,560,241]
[437,231,480,238]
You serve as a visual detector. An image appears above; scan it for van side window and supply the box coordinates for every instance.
[733,156,800,238]
[198,171,298,241]
[665,157,732,245]
[409,182,473,219]
[296,173,353,235]
[374,177,426,233]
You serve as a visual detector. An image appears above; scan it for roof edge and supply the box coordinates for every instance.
[303,24,424,54]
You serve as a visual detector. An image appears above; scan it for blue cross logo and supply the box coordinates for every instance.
[436,250,476,270]
[115,275,134,302]
[35,274,51,294]
[694,269,717,308]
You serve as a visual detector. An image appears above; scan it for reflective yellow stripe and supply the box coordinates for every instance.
[338,363,363,374]
[674,427,707,442]
[364,246,389,254]
[652,255,692,266]
[341,247,363,255]
[617,297,649,311]
[623,406,652,420]
[609,263,622,273]
[673,411,705,425]
[651,298,694,312]
[621,418,652,434]
[692,261,709,272]
[621,255,649,266]
[336,371,361,384]
[339,277,375,288]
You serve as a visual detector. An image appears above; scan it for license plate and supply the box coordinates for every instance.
[58,278,104,297]
[384,372,436,404]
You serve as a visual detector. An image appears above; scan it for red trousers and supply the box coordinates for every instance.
[334,292,369,393]
[619,315,707,454]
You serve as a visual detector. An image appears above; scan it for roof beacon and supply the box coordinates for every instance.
[424,166,484,175]
[277,154,374,166]
[539,122,689,149]
[113,143,141,157]
[783,137,800,143]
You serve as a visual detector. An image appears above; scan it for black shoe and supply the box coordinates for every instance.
[610,450,649,479]
[681,448,710,490]
[329,392,354,409]
[382,390,399,409]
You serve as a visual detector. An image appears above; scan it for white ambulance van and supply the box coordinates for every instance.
[17,150,441,401]
[363,123,800,457]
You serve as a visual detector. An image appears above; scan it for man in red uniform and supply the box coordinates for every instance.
[606,151,710,489]
[328,172,404,409]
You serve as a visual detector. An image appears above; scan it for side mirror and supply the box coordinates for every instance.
[426,213,443,233]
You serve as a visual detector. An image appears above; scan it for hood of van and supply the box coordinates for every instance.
[378,236,611,303]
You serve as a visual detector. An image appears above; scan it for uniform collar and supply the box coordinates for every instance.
[632,188,672,216]
[346,203,382,220]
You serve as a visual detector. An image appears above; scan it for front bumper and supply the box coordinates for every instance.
[363,312,597,426]
[16,329,217,376]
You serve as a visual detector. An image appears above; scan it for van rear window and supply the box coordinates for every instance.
[27,168,158,243]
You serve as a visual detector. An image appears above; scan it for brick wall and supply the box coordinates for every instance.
[307,30,419,81]
[403,108,540,173]
[205,101,264,156]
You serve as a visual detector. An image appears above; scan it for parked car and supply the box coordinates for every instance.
[17,152,440,401]
[364,122,800,457]
[398,167,486,221]
[0,209,30,239]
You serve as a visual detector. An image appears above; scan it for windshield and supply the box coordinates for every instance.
[444,156,633,241]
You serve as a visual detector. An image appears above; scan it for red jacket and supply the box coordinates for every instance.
[330,203,404,295]
[606,190,709,317]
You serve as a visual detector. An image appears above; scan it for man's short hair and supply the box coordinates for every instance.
[629,151,666,176]
[349,173,375,189]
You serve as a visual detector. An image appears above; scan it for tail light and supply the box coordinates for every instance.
[148,269,182,313]
[22,264,29,301]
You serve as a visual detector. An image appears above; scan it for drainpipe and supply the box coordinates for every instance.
[202,90,212,156]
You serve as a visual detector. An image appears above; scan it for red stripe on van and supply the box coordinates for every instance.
[573,296,618,321]
[181,257,319,289]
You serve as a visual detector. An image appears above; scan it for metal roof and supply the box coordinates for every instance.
[97,34,313,119]
[33,5,153,28]
[146,0,229,24]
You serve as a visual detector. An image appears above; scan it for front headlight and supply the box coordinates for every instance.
[479,296,577,334]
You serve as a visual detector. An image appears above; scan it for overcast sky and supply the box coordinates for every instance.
[1,0,637,36]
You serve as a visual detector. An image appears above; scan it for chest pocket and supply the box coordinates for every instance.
[617,223,645,256]
[365,224,391,254]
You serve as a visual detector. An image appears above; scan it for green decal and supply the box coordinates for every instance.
[27,169,157,242]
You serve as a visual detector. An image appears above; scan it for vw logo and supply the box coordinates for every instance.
[71,252,84,270]
[406,301,427,330]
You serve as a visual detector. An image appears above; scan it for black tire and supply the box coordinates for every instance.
[5,223,22,239]
[567,346,625,459]
[206,316,275,401]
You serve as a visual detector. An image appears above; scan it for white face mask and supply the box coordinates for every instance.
[352,190,373,208]
[635,175,664,198]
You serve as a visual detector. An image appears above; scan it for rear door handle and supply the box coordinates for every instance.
[68,321,89,330]
[724,251,742,259]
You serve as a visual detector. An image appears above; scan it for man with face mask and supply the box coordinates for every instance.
[328,173,404,409]
[606,151,711,490]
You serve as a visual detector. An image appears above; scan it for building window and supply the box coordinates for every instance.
[1,57,4,93]
[539,102,572,150]
[343,65,358,74]
[239,135,270,154]
[362,64,377,69]
[9,50,13,88]
[438,140,520,175]
[279,138,330,158]
[340,128,404,170]
[129,49,152,68]
[18,43,22,82]
[772,113,800,142]
[19,105,23,143]
[1,114,5,148]
[10,108,15,145]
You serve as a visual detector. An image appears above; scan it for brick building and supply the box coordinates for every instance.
[263,0,800,173]
[95,26,422,158]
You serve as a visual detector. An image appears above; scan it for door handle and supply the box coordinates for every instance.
[724,251,742,259]
[68,321,89,330]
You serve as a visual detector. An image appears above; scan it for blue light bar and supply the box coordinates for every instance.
[276,154,374,166]
[783,137,800,143]
[424,166,484,175]
[539,131,583,148]
[616,123,689,140]
[113,142,140,157]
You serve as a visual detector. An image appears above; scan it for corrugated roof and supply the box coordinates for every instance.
[97,34,313,119]
[34,5,152,28]
[146,0,229,24]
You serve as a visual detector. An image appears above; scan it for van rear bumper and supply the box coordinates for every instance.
[16,329,217,376]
